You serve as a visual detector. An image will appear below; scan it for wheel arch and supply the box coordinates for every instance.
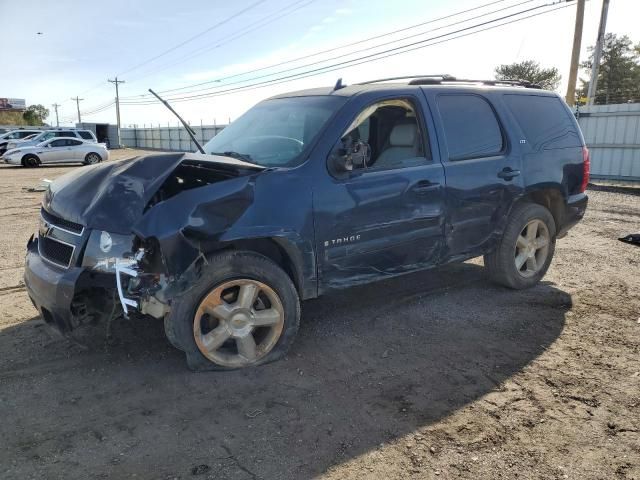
[511,188,565,234]
[213,236,313,300]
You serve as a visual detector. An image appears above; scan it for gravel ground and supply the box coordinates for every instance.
[0,151,638,480]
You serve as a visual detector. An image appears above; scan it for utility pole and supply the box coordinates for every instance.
[586,0,610,105]
[51,103,61,127]
[71,96,84,125]
[565,0,585,106]
[108,77,125,147]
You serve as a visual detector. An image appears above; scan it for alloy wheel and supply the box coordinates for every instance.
[193,279,285,368]
[514,219,550,278]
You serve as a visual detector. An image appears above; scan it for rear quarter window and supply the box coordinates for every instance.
[503,94,581,150]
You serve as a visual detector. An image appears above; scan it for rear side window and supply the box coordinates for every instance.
[67,139,83,146]
[78,131,94,140]
[18,131,36,138]
[504,94,581,150]
[437,94,503,160]
[50,139,66,147]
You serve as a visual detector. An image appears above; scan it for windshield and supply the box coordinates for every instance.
[203,96,346,167]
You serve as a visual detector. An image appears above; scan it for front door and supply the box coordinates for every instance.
[314,94,446,291]
[38,139,68,163]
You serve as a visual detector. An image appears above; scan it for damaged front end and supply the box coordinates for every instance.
[25,152,265,335]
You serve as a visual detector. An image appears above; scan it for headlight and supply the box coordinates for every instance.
[81,230,135,272]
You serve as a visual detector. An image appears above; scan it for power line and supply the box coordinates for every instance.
[122,0,515,98]
[116,0,267,77]
[122,1,570,106]
[124,0,317,85]
[133,0,539,101]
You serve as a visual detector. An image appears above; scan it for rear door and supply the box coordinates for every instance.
[421,88,525,259]
[65,139,84,160]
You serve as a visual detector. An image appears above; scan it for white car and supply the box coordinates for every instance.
[3,137,109,167]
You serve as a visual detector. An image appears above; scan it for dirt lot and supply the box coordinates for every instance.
[0,151,638,480]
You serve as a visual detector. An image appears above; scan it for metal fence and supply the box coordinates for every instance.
[120,123,227,151]
[577,103,640,182]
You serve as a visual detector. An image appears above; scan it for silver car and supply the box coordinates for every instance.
[5,128,97,151]
[3,137,109,167]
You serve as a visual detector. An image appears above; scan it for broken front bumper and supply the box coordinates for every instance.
[24,236,84,332]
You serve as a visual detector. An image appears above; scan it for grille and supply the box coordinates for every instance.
[41,208,84,235]
[39,236,74,268]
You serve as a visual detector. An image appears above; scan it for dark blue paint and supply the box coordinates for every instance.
[25,82,589,329]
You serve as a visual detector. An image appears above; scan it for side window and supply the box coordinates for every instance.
[19,131,33,138]
[50,139,66,147]
[78,131,94,140]
[59,131,76,137]
[341,98,430,171]
[504,94,581,150]
[437,94,503,160]
[67,139,83,146]
[42,132,55,140]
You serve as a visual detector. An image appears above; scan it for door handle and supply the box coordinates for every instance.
[497,167,521,180]
[411,179,440,194]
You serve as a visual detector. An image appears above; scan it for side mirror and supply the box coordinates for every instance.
[329,137,370,173]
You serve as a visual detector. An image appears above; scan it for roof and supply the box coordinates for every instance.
[270,75,558,100]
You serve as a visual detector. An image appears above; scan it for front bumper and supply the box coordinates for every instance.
[557,193,588,237]
[24,235,84,332]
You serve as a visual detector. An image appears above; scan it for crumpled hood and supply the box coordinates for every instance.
[44,152,263,234]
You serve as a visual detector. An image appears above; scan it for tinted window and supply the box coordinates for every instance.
[50,139,66,147]
[57,131,76,137]
[437,94,503,160]
[504,94,581,150]
[78,131,94,140]
[67,139,83,146]
[18,131,36,138]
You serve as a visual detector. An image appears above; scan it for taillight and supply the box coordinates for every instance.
[580,146,590,193]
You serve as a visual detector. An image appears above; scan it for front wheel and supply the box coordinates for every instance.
[22,154,40,168]
[165,251,300,371]
[484,203,556,289]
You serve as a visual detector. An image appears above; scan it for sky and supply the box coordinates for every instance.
[0,0,638,127]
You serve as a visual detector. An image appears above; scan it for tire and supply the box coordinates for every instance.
[164,251,300,371]
[22,154,40,168]
[484,202,556,289]
[84,152,102,165]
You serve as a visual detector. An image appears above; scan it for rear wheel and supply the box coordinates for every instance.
[484,203,556,289]
[22,154,40,168]
[164,251,300,371]
[84,152,102,165]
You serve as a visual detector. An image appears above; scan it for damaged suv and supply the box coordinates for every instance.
[25,76,589,370]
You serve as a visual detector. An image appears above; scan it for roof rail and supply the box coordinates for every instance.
[357,75,542,89]
[357,75,455,85]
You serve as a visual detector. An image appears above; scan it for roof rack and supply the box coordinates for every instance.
[357,75,542,89]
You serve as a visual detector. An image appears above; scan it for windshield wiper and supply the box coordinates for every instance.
[210,151,259,165]
[148,88,205,154]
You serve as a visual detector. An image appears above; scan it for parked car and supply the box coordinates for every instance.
[3,137,108,166]
[4,128,97,152]
[24,76,588,371]
[0,129,42,155]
